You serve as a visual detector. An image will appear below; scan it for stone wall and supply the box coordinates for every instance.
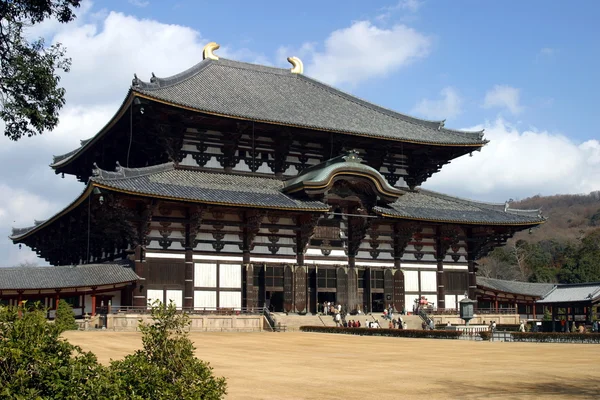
[107,313,264,332]
[429,314,520,326]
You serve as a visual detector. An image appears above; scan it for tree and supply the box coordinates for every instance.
[110,301,227,399]
[0,302,113,399]
[54,298,77,332]
[12,260,38,267]
[0,0,81,140]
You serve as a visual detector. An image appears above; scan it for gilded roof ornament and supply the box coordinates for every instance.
[203,42,220,60]
[342,149,362,163]
[287,56,304,74]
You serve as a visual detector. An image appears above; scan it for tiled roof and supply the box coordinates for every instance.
[537,283,600,304]
[477,277,555,298]
[0,263,139,290]
[132,58,485,146]
[374,189,545,225]
[92,163,328,211]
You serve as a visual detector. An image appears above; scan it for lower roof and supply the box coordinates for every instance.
[537,283,600,304]
[375,189,545,226]
[11,163,545,242]
[477,277,555,298]
[0,263,139,290]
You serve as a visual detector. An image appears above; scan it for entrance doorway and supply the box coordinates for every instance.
[266,291,284,312]
[317,292,336,313]
[372,293,385,313]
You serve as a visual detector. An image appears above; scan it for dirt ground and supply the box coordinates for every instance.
[63,331,600,400]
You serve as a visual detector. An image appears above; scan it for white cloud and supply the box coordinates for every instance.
[391,0,423,12]
[0,7,214,267]
[0,185,62,267]
[426,119,600,201]
[128,0,149,7]
[483,85,523,115]
[539,47,556,56]
[303,21,431,86]
[412,87,462,120]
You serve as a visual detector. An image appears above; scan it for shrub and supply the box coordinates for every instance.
[110,301,227,399]
[299,326,463,339]
[55,299,78,332]
[511,332,600,343]
[0,304,112,399]
[479,331,492,341]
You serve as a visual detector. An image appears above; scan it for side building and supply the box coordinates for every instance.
[7,43,544,314]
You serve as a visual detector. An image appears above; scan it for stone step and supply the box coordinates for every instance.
[269,313,425,331]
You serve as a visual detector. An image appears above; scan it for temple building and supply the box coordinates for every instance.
[7,43,545,315]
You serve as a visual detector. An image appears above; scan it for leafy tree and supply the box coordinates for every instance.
[0,303,113,399]
[0,0,82,140]
[54,298,77,332]
[110,301,227,399]
[558,229,600,283]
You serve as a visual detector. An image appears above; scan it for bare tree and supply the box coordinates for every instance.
[12,261,39,268]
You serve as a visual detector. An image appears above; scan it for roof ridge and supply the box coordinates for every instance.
[91,162,174,180]
[419,189,508,210]
[132,58,291,91]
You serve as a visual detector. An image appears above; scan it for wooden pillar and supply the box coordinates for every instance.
[384,269,394,311]
[91,292,97,317]
[494,294,499,312]
[347,266,358,313]
[336,267,348,311]
[132,245,147,308]
[467,259,477,300]
[532,301,536,319]
[55,291,60,310]
[294,266,308,314]
[184,249,194,309]
[364,268,372,313]
[551,304,557,332]
[245,264,257,309]
[435,229,446,310]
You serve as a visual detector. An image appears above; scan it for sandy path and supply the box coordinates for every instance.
[63,331,600,399]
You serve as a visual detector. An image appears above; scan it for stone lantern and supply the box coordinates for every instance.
[459,296,477,326]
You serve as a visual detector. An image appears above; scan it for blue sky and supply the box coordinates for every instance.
[110,0,599,142]
[1,0,599,266]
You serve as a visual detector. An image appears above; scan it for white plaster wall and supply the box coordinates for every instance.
[194,290,216,309]
[420,271,437,292]
[219,264,242,288]
[219,291,242,309]
[404,270,419,292]
[166,290,183,309]
[195,263,217,287]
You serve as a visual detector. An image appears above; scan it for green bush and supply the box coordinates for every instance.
[55,299,78,333]
[0,301,227,399]
[110,301,227,399]
[511,332,600,343]
[299,326,463,339]
[0,303,113,399]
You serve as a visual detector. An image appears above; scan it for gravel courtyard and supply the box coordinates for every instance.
[63,331,600,400]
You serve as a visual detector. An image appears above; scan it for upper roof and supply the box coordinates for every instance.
[374,189,545,225]
[477,276,555,298]
[537,283,600,304]
[131,57,485,146]
[0,263,139,290]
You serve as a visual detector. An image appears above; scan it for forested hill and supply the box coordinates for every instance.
[478,191,600,284]
[513,191,600,242]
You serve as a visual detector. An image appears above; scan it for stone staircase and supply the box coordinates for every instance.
[268,312,424,331]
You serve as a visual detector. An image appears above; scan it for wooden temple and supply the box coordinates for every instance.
[9,43,545,314]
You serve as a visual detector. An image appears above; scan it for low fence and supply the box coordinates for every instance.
[109,306,265,315]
